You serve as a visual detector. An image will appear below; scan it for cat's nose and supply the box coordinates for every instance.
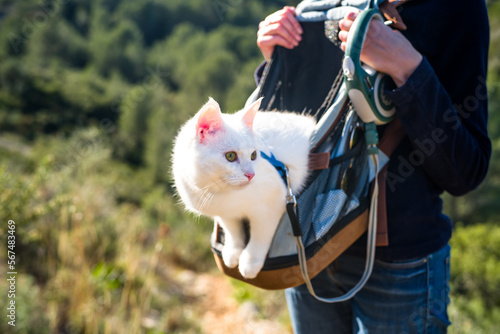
[245,172,255,181]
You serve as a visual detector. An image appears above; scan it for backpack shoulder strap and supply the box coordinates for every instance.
[376,118,405,246]
[378,117,405,156]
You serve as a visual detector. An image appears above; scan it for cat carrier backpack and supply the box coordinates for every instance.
[211,1,406,302]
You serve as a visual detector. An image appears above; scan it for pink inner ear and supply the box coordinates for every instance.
[196,120,221,141]
[196,100,223,142]
[242,98,262,130]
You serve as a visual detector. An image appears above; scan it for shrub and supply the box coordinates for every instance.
[449,223,500,332]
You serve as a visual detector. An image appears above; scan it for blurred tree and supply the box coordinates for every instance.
[0,0,498,332]
[25,17,89,68]
[450,223,500,328]
[115,85,154,165]
[113,1,173,47]
[61,0,92,36]
[89,18,146,82]
[144,91,174,184]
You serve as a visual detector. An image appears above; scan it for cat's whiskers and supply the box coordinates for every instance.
[197,180,224,210]
[199,189,215,211]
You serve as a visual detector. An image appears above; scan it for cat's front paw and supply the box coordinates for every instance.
[238,250,265,279]
[222,246,243,269]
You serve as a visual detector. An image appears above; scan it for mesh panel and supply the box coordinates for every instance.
[297,114,370,247]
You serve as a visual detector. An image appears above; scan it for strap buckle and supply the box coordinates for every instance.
[284,166,296,205]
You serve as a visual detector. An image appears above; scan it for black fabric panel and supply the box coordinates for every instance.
[259,21,344,119]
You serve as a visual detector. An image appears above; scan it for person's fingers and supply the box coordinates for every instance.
[261,7,292,28]
[257,34,296,60]
[338,11,358,32]
[284,6,296,16]
[338,19,352,34]
[338,11,366,51]
[257,26,296,60]
[283,8,303,35]
[263,15,300,42]
[260,8,302,42]
[258,22,300,48]
[257,6,303,60]
[278,17,302,44]
[338,30,349,43]
[258,34,295,50]
[347,11,358,20]
[337,10,422,86]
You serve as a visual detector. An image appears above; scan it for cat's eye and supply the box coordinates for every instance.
[225,152,237,162]
[251,151,257,160]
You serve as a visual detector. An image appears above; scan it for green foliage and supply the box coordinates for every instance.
[0,0,498,332]
[144,98,175,184]
[115,84,156,165]
[230,279,291,327]
[0,127,214,332]
[89,18,146,82]
[0,274,50,334]
[451,224,500,306]
[449,223,500,332]
[25,16,89,68]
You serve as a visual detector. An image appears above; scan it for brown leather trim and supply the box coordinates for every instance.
[376,165,389,246]
[379,1,407,30]
[376,118,405,246]
[389,0,413,6]
[308,152,331,170]
[213,210,368,290]
[378,118,405,156]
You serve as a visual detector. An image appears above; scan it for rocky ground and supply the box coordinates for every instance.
[177,269,292,334]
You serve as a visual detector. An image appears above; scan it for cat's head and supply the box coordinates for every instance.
[193,97,262,188]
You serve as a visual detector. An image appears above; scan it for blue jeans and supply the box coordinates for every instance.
[285,244,451,334]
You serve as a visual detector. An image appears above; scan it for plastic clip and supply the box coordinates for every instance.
[284,166,302,237]
[364,122,379,155]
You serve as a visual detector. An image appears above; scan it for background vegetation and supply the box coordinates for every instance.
[0,0,498,333]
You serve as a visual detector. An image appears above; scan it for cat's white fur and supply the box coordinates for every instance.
[172,98,315,278]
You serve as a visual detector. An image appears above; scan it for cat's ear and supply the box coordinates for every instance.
[196,98,223,142]
[241,97,262,130]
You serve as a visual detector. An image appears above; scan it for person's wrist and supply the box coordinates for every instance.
[390,52,423,87]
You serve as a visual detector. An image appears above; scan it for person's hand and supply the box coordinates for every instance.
[257,6,303,62]
[338,11,422,87]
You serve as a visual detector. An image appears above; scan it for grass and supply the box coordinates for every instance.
[230,279,291,328]
[1,129,499,333]
[0,128,212,333]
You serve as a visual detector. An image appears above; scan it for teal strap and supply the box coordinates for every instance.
[364,121,379,155]
[296,0,386,22]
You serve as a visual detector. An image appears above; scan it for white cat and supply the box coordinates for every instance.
[172,97,315,278]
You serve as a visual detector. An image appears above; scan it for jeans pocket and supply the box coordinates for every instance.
[375,256,428,270]
[428,245,452,332]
